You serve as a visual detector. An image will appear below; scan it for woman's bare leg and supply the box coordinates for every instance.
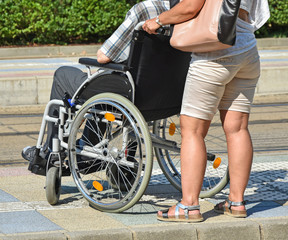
[158,115,210,216]
[180,115,211,206]
[220,110,253,210]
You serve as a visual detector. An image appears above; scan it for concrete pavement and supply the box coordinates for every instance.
[0,40,288,239]
[0,104,288,240]
[0,155,288,240]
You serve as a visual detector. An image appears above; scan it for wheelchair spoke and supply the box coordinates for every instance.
[68,93,152,212]
[153,115,229,197]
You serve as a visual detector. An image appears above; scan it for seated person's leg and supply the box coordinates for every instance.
[97,0,170,63]
[22,66,88,163]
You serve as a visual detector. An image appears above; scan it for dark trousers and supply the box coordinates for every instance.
[45,66,87,150]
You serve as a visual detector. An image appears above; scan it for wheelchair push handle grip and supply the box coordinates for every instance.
[135,21,168,35]
[156,27,166,35]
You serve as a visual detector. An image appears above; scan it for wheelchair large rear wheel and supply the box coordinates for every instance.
[153,115,229,198]
[68,93,153,212]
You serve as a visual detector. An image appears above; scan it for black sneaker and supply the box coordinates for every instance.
[21,146,47,162]
[22,146,47,176]
[21,146,36,162]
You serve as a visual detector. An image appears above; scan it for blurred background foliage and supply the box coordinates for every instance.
[255,0,288,38]
[0,0,287,46]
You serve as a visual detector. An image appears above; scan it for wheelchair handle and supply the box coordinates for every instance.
[135,21,145,31]
[156,27,166,35]
[135,21,168,35]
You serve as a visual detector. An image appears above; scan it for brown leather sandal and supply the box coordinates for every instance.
[157,202,204,223]
[214,199,247,218]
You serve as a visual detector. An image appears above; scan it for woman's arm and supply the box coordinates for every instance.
[142,0,205,34]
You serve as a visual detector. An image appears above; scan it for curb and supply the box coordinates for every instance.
[1,218,288,240]
[0,45,102,60]
[0,105,46,115]
[257,38,288,50]
[0,38,287,60]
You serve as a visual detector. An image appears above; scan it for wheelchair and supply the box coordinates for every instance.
[28,23,229,213]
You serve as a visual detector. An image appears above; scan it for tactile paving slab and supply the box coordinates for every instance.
[149,161,288,202]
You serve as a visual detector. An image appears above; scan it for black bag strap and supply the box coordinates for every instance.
[169,0,179,8]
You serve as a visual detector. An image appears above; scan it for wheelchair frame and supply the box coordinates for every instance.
[29,23,229,212]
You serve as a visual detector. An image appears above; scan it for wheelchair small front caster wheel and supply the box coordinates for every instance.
[46,166,61,205]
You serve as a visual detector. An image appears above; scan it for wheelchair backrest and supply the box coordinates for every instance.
[127,31,191,121]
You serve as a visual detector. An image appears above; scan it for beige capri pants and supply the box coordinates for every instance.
[181,46,261,121]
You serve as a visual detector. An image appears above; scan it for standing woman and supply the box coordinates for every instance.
[144,0,270,222]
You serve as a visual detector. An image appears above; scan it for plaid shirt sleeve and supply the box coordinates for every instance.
[100,0,170,63]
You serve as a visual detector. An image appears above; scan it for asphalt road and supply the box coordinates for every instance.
[0,103,287,168]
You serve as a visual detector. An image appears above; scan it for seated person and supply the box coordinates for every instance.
[22,0,169,162]
[22,0,201,162]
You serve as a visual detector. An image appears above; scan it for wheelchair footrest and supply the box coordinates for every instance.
[28,163,46,176]
[28,150,47,176]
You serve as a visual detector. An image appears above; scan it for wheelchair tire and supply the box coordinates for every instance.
[46,166,61,205]
[153,115,229,198]
[68,93,153,212]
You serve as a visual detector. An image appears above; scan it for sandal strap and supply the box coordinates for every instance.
[175,202,200,219]
[160,208,169,218]
[226,199,246,208]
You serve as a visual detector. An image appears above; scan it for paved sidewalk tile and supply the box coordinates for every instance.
[0,211,62,234]
[0,189,19,203]
[248,202,288,218]
[0,189,63,234]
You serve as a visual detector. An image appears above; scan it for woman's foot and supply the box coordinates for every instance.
[97,49,111,64]
[214,199,247,218]
[157,202,204,222]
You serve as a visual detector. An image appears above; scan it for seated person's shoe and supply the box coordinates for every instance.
[22,146,48,176]
[22,146,69,176]
[22,146,45,162]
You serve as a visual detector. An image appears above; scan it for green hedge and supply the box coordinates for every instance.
[255,0,288,38]
[0,0,287,46]
[0,0,140,46]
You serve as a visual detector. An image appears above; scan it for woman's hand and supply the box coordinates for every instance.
[142,17,160,34]
[143,0,205,34]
